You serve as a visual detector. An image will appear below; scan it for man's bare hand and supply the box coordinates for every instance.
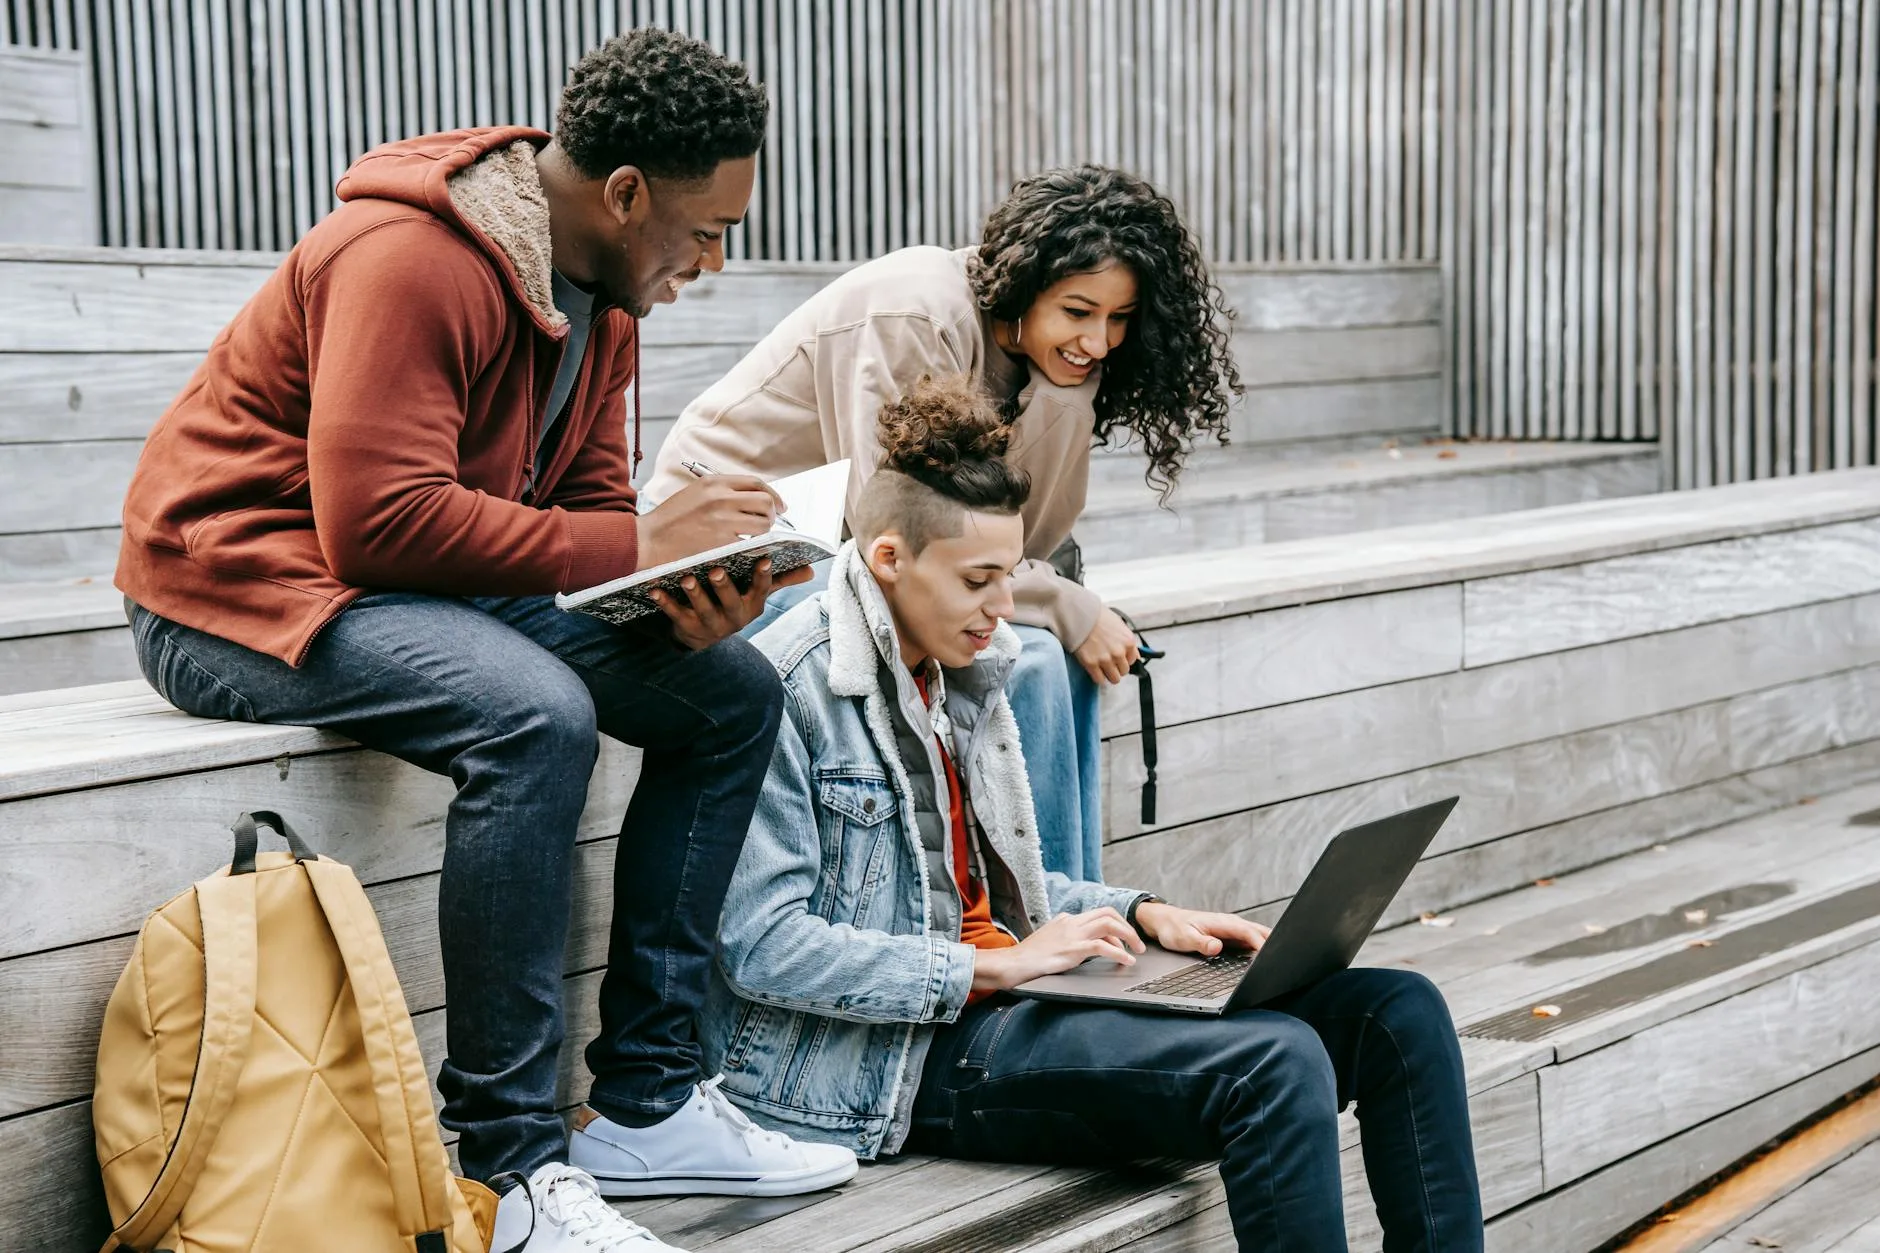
[1133,903,1270,958]
[1073,607,1142,685]
[637,475,786,571]
[647,558,814,650]
[971,908,1147,993]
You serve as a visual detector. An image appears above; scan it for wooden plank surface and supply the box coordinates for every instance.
[0,351,200,442]
[1090,468,1880,631]
[1228,376,1445,445]
[1103,670,1880,919]
[0,441,142,534]
[1211,265,1441,329]
[1464,516,1880,666]
[0,734,640,957]
[1095,585,1460,736]
[1539,939,1880,1187]
[0,627,137,697]
[0,49,86,127]
[1104,593,1880,838]
[1485,1045,1880,1253]
[1695,1139,1880,1251]
[1231,323,1442,386]
[0,526,121,582]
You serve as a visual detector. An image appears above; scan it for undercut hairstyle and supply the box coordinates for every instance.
[556,28,769,184]
[854,374,1033,554]
[970,165,1244,500]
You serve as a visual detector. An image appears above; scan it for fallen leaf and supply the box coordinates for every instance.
[1387,447,1404,460]
[1798,796,1819,806]
[1687,938,1715,949]
[1532,1004,1563,1018]
[1683,908,1709,924]
[1534,878,1556,887]
[1482,925,1503,936]
[1583,923,1607,935]
[1419,911,1456,928]
[1652,843,1669,853]
[1436,448,1459,460]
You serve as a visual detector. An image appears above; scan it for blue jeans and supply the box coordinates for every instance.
[746,562,1106,880]
[910,968,1484,1252]
[129,592,784,1182]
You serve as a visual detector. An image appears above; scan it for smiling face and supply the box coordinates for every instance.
[592,154,757,316]
[865,510,1026,672]
[1003,260,1139,387]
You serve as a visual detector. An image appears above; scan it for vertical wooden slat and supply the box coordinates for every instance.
[1853,0,1879,470]
[1488,0,1512,438]
[1545,0,1572,441]
[1648,0,1673,444]
[1829,0,1860,468]
[1810,2,1843,470]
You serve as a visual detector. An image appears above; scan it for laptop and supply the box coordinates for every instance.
[1012,797,1459,1016]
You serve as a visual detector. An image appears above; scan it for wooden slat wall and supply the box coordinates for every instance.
[1444,0,1880,485]
[0,0,1443,267]
[6,1,1877,488]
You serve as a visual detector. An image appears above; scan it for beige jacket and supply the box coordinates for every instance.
[648,246,1105,648]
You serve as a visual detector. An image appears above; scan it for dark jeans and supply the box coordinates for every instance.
[909,968,1483,1252]
[129,592,783,1181]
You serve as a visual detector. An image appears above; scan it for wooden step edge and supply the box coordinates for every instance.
[1613,1079,1880,1252]
[862,1161,1218,1253]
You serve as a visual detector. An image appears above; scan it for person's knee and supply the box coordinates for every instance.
[492,667,600,764]
[703,636,785,730]
[1245,1016,1339,1113]
[1367,968,1460,1038]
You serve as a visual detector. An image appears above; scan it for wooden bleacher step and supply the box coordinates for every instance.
[1076,438,1660,562]
[571,781,1880,1253]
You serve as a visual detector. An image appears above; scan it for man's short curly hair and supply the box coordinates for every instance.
[556,28,769,183]
[970,166,1243,500]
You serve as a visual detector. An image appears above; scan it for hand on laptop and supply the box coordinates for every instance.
[971,908,1146,994]
[1133,903,1270,958]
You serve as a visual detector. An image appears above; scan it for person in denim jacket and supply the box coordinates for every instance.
[703,375,1486,1251]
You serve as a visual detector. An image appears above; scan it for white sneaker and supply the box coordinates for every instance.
[491,1162,688,1252]
[570,1076,860,1198]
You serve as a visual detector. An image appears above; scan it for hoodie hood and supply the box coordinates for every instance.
[336,126,565,334]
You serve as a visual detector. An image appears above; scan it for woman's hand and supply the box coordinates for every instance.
[971,908,1146,993]
[1133,902,1270,958]
[1073,607,1142,685]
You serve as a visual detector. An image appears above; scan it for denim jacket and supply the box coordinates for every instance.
[701,544,1146,1158]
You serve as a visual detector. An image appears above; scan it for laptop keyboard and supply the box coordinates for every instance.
[1128,951,1255,1000]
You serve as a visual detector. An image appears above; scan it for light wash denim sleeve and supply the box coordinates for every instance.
[715,693,979,1026]
[1043,873,1153,920]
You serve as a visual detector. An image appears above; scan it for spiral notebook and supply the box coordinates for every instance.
[556,460,850,626]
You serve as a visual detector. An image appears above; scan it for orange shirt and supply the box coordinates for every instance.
[914,675,1017,1006]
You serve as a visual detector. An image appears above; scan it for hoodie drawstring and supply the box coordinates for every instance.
[632,329,644,480]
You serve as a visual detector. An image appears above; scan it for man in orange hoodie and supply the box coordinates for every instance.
[117,29,854,1253]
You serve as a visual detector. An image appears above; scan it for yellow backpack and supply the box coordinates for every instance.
[93,812,501,1253]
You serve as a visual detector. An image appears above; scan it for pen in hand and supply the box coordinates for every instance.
[680,459,797,531]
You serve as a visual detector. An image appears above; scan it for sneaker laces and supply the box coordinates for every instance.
[698,1075,794,1157]
[536,1166,661,1250]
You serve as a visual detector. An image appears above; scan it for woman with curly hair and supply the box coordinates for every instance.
[649,165,1242,881]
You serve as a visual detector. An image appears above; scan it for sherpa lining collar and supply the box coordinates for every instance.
[445,140,566,332]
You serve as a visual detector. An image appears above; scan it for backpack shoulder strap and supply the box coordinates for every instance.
[102,871,259,1253]
[303,856,460,1241]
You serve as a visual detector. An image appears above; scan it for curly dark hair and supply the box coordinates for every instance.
[970,165,1243,498]
[556,28,769,183]
[856,374,1032,550]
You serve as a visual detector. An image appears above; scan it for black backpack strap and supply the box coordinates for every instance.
[230,810,318,875]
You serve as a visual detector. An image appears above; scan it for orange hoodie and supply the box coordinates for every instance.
[116,127,642,666]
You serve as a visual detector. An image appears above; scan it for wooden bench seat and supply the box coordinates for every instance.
[4,470,1879,1250]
